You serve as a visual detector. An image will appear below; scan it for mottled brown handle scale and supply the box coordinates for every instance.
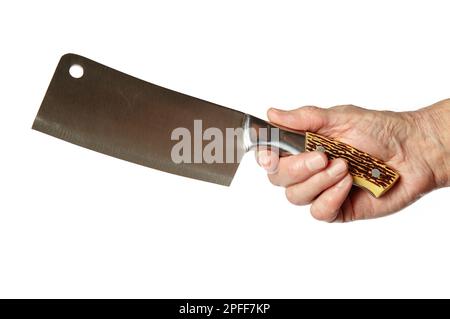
[305,132,399,198]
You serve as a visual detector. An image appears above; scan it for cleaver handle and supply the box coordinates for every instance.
[245,115,399,198]
[302,131,399,198]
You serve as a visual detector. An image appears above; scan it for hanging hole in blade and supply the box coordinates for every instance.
[69,64,84,79]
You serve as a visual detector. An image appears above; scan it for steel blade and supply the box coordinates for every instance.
[33,54,246,186]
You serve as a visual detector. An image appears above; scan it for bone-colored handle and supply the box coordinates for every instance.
[305,132,399,198]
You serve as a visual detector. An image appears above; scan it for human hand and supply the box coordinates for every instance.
[257,99,450,222]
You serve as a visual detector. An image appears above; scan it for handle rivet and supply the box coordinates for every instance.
[316,145,326,153]
[371,168,381,178]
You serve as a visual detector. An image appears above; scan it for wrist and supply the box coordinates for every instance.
[410,99,450,188]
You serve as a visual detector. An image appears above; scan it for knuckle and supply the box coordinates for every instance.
[301,105,319,111]
[286,160,302,179]
[267,174,279,186]
[310,204,334,222]
[336,158,348,169]
[310,197,336,222]
[311,151,328,170]
[285,187,309,206]
[321,193,334,207]
[332,104,361,113]
[320,151,328,163]
[300,105,320,116]
[285,188,299,205]
[326,159,348,178]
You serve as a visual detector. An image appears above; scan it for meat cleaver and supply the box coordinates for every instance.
[32,54,399,197]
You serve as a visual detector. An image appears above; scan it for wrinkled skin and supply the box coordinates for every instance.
[256,99,450,222]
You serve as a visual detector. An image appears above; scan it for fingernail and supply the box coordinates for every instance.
[257,151,271,170]
[305,153,326,171]
[269,107,283,112]
[327,160,347,177]
[335,175,351,189]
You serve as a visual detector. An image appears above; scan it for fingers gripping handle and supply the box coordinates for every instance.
[304,132,399,198]
[244,115,399,197]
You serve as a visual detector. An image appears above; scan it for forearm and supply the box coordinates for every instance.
[412,99,450,188]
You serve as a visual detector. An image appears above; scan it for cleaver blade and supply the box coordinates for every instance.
[33,53,247,186]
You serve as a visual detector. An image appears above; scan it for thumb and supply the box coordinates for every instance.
[268,106,330,133]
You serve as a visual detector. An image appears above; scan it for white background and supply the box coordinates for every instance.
[1,0,449,298]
